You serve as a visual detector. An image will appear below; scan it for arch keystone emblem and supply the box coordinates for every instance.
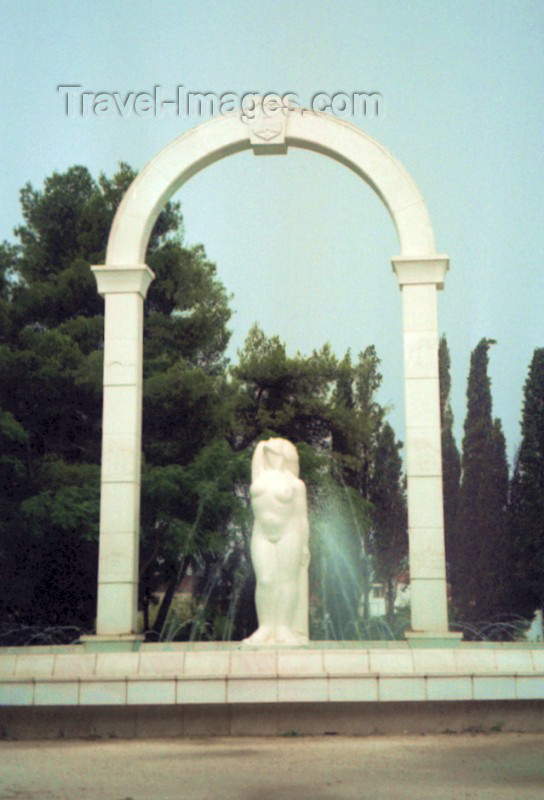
[247,96,288,155]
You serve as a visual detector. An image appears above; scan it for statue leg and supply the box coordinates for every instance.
[243,534,275,644]
[275,530,306,644]
[274,578,302,644]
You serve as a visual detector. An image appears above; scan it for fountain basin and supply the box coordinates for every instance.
[1,641,543,738]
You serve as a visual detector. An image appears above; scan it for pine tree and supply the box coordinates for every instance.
[0,164,234,632]
[455,339,509,623]
[231,323,338,450]
[508,349,544,618]
[438,335,461,579]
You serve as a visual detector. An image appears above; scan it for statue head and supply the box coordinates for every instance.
[251,437,300,482]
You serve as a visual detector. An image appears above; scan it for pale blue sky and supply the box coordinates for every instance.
[1,0,543,462]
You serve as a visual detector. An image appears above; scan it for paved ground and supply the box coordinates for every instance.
[0,733,543,800]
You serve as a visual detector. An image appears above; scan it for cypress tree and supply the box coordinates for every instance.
[489,417,510,607]
[455,338,509,622]
[438,335,461,580]
[368,422,408,625]
[508,349,544,618]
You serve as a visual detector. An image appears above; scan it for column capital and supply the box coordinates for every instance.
[392,255,449,290]
[91,264,155,298]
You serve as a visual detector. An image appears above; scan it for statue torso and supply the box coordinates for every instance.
[250,469,298,542]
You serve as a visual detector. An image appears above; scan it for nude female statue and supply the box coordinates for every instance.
[243,437,310,645]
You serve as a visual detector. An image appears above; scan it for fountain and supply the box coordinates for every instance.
[1,108,542,739]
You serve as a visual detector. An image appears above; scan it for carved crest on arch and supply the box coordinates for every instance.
[247,96,288,155]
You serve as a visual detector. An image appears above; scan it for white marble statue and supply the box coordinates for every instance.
[243,437,310,646]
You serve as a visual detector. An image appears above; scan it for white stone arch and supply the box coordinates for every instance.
[105,111,435,265]
[91,109,456,644]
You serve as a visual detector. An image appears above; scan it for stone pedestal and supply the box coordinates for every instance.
[392,256,459,641]
[88,264,154,639]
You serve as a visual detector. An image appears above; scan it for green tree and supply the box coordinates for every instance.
[0,409,29,556]
[353,345,386,500]
[455,338,509,623]
[367,422,408,624]
[438,335,461,578]
[328,345,385,621]
[328,345,385,498]
[508,349,544,619]
[230,323,338,450]
[0,164,234,634]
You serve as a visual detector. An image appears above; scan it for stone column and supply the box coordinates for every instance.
[88,264,154,641]
[392,256,461,645]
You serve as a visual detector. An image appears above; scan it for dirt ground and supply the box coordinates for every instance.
[0,733,543,800]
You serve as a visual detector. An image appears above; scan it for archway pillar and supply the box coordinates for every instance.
[86,264,154,643]
[392,256,461,645]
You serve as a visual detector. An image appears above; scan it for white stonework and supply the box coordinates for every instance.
[91,265,153,637]
[91,109,454,640]
[1,644,543,711]
[393,256,451,635]
[243,439,310,646]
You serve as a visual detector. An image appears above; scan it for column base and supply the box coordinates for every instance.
[405,631,463,648]
[79,634,144,653]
